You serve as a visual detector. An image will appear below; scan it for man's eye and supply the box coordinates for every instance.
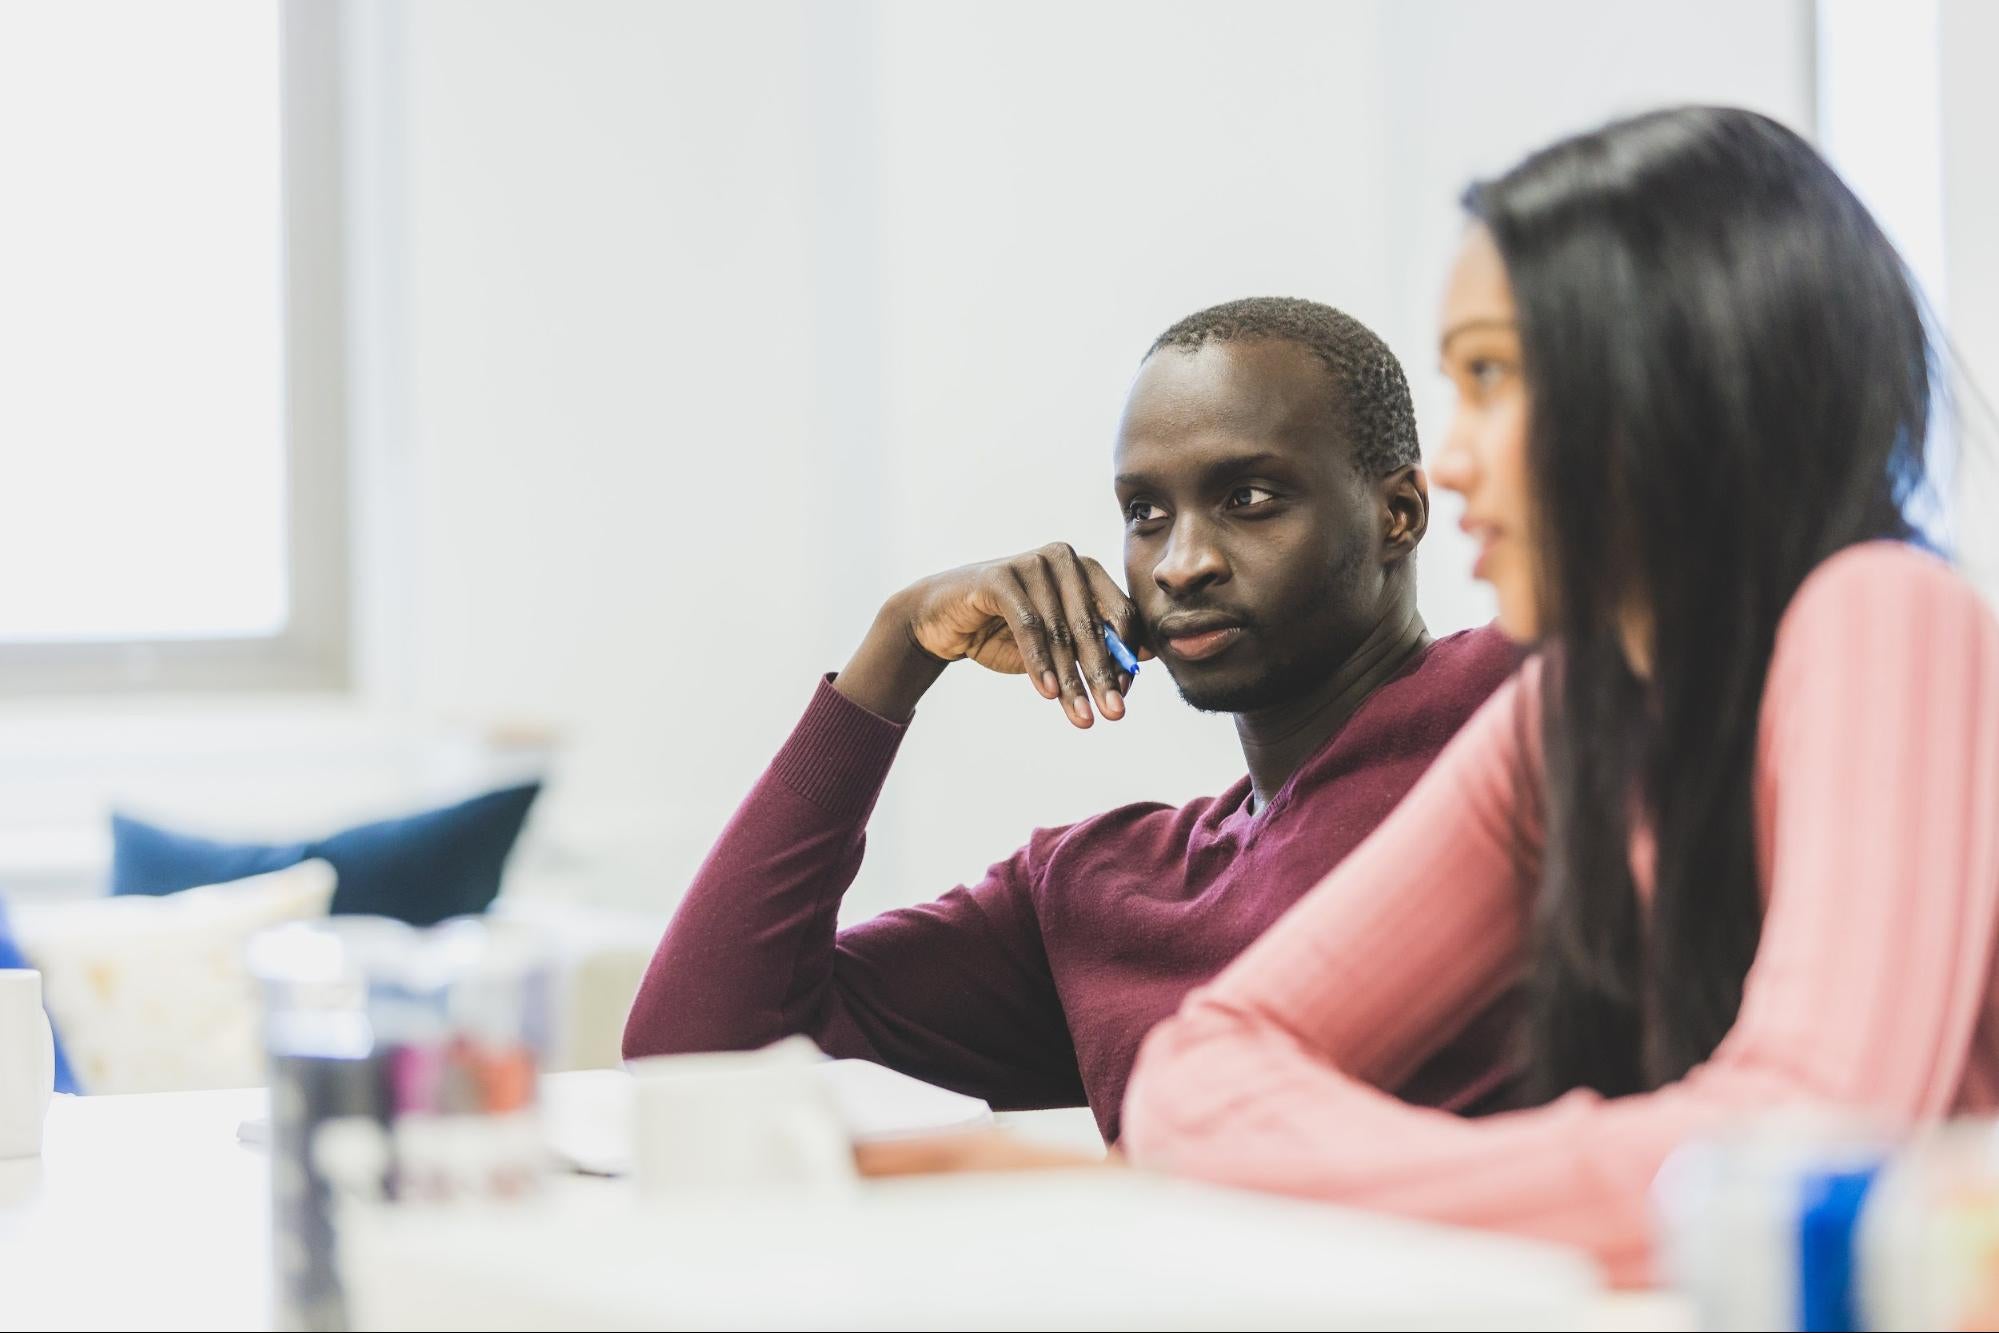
[1225,486,1277,508]
[1125,500,1166,523]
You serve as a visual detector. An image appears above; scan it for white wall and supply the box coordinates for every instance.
[1939,0,1999,597]
[345,0,1817,917]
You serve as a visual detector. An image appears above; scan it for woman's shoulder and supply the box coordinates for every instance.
[1766,541,1999,720]
[1781,540,1995,643]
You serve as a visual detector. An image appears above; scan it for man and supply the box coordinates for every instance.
[624,297,1519,1142]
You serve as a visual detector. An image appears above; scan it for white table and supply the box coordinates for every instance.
[0,1082,1089,1332]
[0,1083,1685,1331]
[0,1088,272,1332]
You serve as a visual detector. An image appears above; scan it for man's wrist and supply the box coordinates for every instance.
[832,597,948,722]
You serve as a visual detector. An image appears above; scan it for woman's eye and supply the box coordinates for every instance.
[1468,358,1508,391]
[1125,500,1165,523]
[1225,486,1277,508]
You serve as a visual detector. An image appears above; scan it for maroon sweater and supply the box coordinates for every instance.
[625,625,1522,1142]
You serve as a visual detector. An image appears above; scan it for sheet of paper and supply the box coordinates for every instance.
[542,1059,994,1177]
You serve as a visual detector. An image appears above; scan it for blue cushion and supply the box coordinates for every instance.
[111,782,541,926]
[0,897,80,1094]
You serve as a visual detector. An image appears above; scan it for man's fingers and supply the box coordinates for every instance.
[985,570,1059,697]
[1017,555,1094,727]
[1083,559,1153,663]
[1046,546,1124,721]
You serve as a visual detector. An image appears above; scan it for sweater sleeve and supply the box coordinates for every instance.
[622,677,1083,1110]
[1122,545,1999,1285]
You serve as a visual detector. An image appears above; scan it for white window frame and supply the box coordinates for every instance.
[0,0,348,695]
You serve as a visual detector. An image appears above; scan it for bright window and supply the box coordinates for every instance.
[0,0,344,688]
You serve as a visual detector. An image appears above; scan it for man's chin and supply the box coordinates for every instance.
[1172,672,1290,715]
[1169,645,1341,716]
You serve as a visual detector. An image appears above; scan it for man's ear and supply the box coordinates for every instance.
[1380,464,1428,562]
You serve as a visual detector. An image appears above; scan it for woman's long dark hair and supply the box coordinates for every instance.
[1464,107,1939,1102]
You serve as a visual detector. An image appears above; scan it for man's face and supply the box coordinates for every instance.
[1114,339,1387,714]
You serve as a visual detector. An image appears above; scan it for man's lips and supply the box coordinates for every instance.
[1154,614,1247,663]
[1165,627,1242,661]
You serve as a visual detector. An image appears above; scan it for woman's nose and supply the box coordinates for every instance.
[1431,428,1477,495]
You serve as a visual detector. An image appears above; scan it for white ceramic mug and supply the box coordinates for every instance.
[627,1036,857,1198]
[0,970,56,1159]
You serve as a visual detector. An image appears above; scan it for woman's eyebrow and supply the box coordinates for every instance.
[1438,318,1517,355]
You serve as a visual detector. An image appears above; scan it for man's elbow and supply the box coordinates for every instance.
[620,994,662,1062]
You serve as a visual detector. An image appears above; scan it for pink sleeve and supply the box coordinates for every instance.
[1122,546,1999,1284]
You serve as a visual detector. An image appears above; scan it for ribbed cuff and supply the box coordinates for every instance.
[768,675,911,819]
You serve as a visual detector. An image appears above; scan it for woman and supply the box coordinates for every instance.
[1119,106,1999,1284]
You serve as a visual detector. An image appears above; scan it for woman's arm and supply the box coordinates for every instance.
[1124,547,1999,1285]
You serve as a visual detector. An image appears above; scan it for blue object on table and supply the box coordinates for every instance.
[1102,624,1141,678]
[1797,1163,1880,1332]
[0,896,80,1094]
[110,782,541,926]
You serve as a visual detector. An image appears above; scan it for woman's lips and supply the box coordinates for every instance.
[1464,521,1503,581]
[1164,626,1243,661]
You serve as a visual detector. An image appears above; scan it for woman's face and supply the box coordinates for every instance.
[1432,224,1539,642]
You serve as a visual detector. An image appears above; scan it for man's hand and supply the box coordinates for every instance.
[835,543,1152,727]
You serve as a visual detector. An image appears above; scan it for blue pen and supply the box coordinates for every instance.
[1101,624,1141,678]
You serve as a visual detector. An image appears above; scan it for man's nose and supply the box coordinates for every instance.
[1152,518,1229,597]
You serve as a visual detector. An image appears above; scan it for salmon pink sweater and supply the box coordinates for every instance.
[1124,543,1999,1284]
